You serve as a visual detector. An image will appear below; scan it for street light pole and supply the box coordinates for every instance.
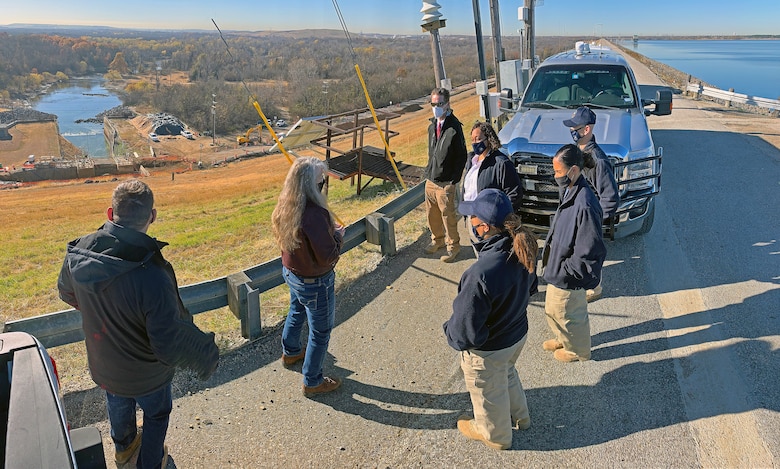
[211,94,216,146]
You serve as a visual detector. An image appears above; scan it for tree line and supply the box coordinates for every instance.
[0,29,571,134]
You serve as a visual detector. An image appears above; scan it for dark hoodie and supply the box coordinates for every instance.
[58,221,218,397]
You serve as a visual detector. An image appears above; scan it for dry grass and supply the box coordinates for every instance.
[1,87,481,392]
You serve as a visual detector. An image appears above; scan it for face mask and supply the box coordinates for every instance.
[471,140,487,155]
[555,168,572,188]
[471,224,485,242]
[433,106,446,119]
[570,128,582,143]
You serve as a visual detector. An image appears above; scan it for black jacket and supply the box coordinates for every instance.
[582,138,620,219]
[426,112,468,185]
[444,233,537,351]
[462,149,523,211]
[543,176,606,290]
[58,221,219,397]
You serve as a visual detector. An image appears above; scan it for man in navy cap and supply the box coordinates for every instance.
[563,106,618,302]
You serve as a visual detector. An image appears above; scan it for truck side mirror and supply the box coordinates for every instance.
[651,89,673,116]
[499,88,514,112]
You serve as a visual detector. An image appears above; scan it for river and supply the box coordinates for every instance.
[32,77,121,158]
[620,39,780,100]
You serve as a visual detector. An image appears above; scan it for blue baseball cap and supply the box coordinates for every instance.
[563,106,597,127]
[458,188,513,227]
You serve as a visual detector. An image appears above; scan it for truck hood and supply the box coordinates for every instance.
[498,108,653,160]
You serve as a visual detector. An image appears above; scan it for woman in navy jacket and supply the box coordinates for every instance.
[461,121,522,210]
[444,188,538,450]
[461,121,522,252]
[541,144,607,362]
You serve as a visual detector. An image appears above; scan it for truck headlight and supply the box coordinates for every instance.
[624,148,655,192]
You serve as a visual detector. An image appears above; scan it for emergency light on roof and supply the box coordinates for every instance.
[575,41,591,56]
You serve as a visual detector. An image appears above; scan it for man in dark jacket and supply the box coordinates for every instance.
[58,179,219,468]
[424,87,468,263]
[564,106,619,302]
[541,145,606,362]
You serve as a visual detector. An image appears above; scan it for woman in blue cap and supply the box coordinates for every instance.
[443,188,538,450]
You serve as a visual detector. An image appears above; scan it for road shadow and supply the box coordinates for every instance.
[299,359,470,431]
[64,231,444,427]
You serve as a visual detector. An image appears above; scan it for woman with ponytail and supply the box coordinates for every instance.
[443,188,538,450]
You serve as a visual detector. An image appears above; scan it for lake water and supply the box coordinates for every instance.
[32,77,121,158]
[620,39,780,100]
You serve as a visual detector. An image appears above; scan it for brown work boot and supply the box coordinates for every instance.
[542,339,563,351]
[586,284,603,302]
[424,241,445,254]
[514,417,531,431]
[440,245,460,263]
[281,348,306,368]
[115,430,142,464]
[302,376,342,397]
[553,349,589,362]
[456,415,508,450]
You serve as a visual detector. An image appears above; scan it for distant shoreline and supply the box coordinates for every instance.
[0,24,778,41]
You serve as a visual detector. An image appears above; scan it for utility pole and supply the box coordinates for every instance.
[488,0,503,93]
[522,0,536,71]
[471,0,490,121]
[420,1,448,89]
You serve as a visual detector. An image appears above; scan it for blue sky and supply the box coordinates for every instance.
[3,0,778,37]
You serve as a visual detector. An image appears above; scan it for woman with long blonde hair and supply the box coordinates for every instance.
[271,157,345,397]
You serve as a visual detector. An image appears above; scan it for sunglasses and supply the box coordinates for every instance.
[430,102,447,108]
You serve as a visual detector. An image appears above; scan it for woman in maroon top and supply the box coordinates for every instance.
[272,157,345,397]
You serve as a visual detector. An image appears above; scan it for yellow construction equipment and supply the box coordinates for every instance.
[237,125,264,145]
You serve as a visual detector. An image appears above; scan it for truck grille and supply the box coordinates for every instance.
[513,156,558,234]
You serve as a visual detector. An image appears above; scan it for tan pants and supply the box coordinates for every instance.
[544,284,591,359]
[425,180,459,248]
[460,336,528,448]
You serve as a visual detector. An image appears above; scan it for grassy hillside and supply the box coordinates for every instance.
[1,86,481,331]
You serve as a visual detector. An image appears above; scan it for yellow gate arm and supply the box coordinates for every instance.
[250,100,293,165]
[354,64,407,191]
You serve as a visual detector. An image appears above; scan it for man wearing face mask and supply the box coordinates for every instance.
[540,144,606,362]
[424,87,468,263]
[563,106,619,302]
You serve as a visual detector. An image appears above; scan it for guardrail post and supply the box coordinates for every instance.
[227,272,262,341]
[366,212,397,256]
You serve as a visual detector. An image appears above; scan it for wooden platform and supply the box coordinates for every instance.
[326,145,425,187]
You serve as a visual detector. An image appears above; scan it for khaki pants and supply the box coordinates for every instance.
[460,336,528,448]
[425,180,459,249]
[544,284,591,359]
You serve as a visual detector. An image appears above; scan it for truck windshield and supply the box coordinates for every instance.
[522,65,636,109]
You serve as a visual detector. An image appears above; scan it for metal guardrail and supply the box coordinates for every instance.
[685,83,780,110]
[4,183,426,348]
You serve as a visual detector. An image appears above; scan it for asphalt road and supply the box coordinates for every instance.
[64,51,780,468]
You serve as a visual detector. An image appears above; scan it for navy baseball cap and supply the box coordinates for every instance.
[458,188,513,227]
[563,106,597,127]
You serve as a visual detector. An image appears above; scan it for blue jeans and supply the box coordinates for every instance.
[281,267,336,387]
[106,384,172,469]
